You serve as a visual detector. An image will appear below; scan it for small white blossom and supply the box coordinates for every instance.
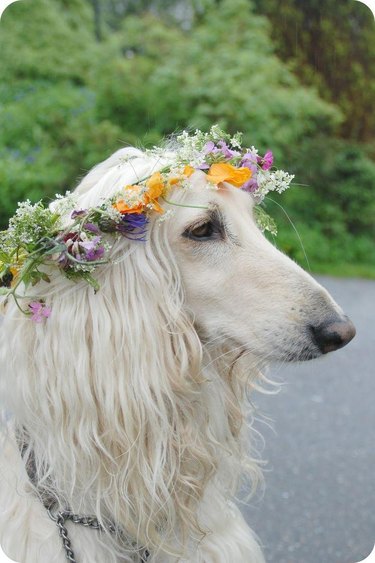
[230,132,243,149]
[257,169,295,198]
[103,205,122,221]
[157,209,175,223]
[53,192,77,215]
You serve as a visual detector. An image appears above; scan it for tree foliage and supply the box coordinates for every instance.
[0,0,374,274]
[252,0,375,143]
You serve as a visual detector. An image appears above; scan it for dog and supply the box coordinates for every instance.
[0,145,355,562]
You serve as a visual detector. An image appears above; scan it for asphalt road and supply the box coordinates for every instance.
[241,276,375,563]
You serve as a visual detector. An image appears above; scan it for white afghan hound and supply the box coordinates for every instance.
[0,147,355,563]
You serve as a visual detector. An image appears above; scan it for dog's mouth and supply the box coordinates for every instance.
[198,314,355,365]
[266,315,356,363]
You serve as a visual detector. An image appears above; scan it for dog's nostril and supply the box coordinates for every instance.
[310,316,356,354]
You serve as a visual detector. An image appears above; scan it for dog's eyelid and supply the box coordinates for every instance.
[183,214,213,233]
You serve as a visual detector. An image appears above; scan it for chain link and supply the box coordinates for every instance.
[47,506,150,563]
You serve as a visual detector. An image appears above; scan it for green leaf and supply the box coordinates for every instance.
[82,272,100,293]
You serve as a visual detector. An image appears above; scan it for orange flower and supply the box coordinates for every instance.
[183,165,195,177]
[206,163,252,188]
[168,166,195,187]
[146,172,165,200]
[113,199,144,214]
[113,185,145,214]
[144,197,164,213]
[10,266,19,287]
[144,172,165,213]
[168,177,180,186]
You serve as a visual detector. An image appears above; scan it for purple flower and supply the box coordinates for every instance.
[241,160,258,175]
[58,232,105,264]
[116,213,148,241]
[71,209,88,219]
[29,301,52,323]
[203,141,215,154]
[79,236,105,261]
[241,152,257,168]
[241,178,259,193]
[217,140,240,159]
[257,150,273,171]
[84,222,100,234]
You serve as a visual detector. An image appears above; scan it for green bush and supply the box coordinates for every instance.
[0,0,374,277]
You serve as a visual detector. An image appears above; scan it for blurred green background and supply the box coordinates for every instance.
[0,0,374,276]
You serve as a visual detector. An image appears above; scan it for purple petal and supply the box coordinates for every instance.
[203,141,215,154]
[71,209,88,219]
[29,301,42,313]
[241,153,257,168]
[80,236,101,251]
[257,150,273,170]
[85,246,105,261]
[116,213,148,241]
[217,140,240,159]
[241,178,259,193]
[29,301,51,322]
[84,222,100,234]
[42,306,52,318]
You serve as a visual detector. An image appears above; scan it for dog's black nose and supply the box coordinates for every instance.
[311,316,356,354]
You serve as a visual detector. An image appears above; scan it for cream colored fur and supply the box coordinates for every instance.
[0,148,344,562]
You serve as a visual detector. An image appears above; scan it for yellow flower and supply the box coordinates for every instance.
[206,163,252,188]
[183,165,195,177]
[146,172,165,200]
[10,266,19,287]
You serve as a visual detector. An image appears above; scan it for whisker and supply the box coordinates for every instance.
[265,196,311,272]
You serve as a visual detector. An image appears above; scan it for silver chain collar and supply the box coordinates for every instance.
[46,504,150,563]
[17,433,150,563]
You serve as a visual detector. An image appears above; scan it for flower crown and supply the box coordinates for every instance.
[0,126,294,321]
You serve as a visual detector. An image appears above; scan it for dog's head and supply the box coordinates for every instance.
[164,168,355,363]
[69,147,355,367]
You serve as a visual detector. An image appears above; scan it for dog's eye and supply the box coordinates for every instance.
[183,220,223,241]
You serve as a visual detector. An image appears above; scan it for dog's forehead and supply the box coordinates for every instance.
[172,171,254,221]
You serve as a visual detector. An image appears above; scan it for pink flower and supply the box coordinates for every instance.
[257,150,273,170]
[29,301,52,323]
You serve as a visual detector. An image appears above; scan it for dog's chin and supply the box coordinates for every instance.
[281,346,322,363]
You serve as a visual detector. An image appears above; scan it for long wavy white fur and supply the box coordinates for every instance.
[0,148,267,562]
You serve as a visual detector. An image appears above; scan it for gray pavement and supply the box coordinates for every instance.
[241,276,375,563]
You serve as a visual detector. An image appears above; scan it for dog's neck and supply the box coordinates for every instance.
[16,429,151,562]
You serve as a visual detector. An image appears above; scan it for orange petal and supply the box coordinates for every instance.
[146,172,165,199]
[183,165,195,177]
[144,192,164,213]
[113,199,144,214]
[206,163,252,188]
[150,199,164,214]
[168,177,181,185]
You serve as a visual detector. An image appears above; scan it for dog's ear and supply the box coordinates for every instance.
[0,228,219,554]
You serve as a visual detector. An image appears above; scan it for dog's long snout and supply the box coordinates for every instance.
[311,316,356,354]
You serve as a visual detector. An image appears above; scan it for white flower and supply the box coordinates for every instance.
[257,169,295,198]
[157,209,175,223]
